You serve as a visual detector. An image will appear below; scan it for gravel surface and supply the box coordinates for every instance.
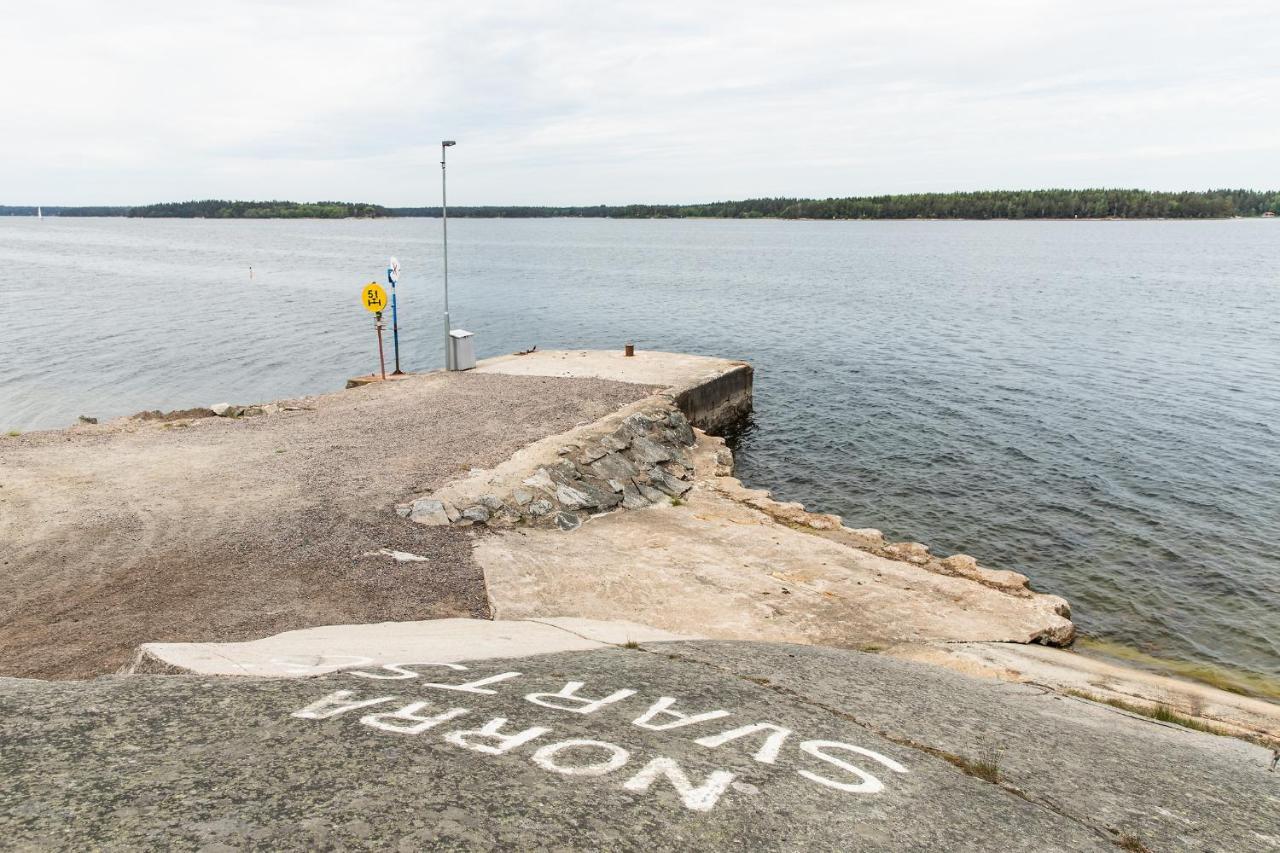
[0,372,655,679]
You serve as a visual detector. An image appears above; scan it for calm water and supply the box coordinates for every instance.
[2,217,1278,680]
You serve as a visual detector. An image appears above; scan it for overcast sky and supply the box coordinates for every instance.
[3,1,1276,205]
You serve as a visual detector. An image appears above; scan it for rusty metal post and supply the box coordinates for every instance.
[625,342,635,357]
[376,312,387,380]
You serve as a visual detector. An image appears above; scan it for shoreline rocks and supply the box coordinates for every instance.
[399,405,700,530]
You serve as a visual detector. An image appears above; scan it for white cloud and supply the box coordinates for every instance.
[2,0,1277,204]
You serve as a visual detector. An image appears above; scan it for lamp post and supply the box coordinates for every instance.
[441,139,456,369]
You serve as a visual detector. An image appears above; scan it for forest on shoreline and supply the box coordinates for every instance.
[4,189,1278,220]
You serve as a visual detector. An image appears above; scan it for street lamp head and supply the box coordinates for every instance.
[442,140,456,147]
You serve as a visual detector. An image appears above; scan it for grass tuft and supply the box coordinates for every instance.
[1064,689,1229,736]
[669,496,685,506]
[1116,832,1152,852]
[6,430,20,437]
[621,640,639,650]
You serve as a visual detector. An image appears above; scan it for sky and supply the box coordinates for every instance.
[3,0,1277,206]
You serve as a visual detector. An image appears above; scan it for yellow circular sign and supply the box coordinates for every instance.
[361,282,388,313]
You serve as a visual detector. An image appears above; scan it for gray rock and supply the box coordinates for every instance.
[77,415,98,425]
[477,494,505,512]
[607,427,634,449]
[621,412,655,436]
[577,477,622,509]
[600,433,630,452]
[575,443,609,464]
[210,403,234,417]
[545,460,581,486]
[629,435,673,465]
[555,483,595,510]
[394,503,412,518]
[527,499,554,517]
[522,469,556,492]
[460,505,491,524]
[606,479,626,493]
[409,499,452,526]
[587,451,639,482]
[511,488,534,507]
[635,482,667,503]
[241,406,265,417]
[666,410,696,444]
[620,482,650,509]
[650,468,693,497]
[554,511,582,531]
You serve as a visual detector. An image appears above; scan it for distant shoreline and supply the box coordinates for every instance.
[3,213,1276,223]
[4,188,1277,221]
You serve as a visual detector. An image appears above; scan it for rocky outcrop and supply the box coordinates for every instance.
[400,404,699,530]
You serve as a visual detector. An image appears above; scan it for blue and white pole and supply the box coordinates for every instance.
[387,256,403,375]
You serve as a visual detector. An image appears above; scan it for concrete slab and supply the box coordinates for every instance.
[476,348,744,390]
[478,487,1071,648]
[129,618,697,678]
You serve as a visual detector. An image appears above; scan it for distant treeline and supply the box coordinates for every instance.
[126,200,389,218]
[0,206,129,216]
[4,190,1279,220]
[394,189,1280,220]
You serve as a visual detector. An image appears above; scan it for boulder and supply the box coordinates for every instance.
[635,482,667,504]
[522,469,556,493]
[527,499,554,517]
[461,505,491,524]
[511,488,534,507]
[649,468,692,497]
[477,494,505,512]
[600,433,630,452]
[575,443,609,464]
[555,483,594,510]
[577,477,622,509]
[408,499,451,526]
[210,403,235,417]
[587,451,639,482]
[555,511,582,532]
[630,435,673,465]
[620,482,650,510]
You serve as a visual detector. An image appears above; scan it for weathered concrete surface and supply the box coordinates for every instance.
[888,641,1280,743]
[478,433,1074,650]
[2,642,1275,851]
[476,348,741,391]
[129,617,698,677]
[476,349,752,433]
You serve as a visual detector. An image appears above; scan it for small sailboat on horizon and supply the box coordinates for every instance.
[36,206,42,219]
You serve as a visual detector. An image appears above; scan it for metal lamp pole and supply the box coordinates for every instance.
[441,139,456,370]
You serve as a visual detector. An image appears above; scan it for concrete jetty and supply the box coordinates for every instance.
[2,348,1278,851]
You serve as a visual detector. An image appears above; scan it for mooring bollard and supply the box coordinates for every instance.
[625,342,635,357]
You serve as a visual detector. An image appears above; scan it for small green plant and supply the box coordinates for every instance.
[275,449,286,454]
[622,640,639,649]
[5,430,20,437]
[669,496,685,507]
